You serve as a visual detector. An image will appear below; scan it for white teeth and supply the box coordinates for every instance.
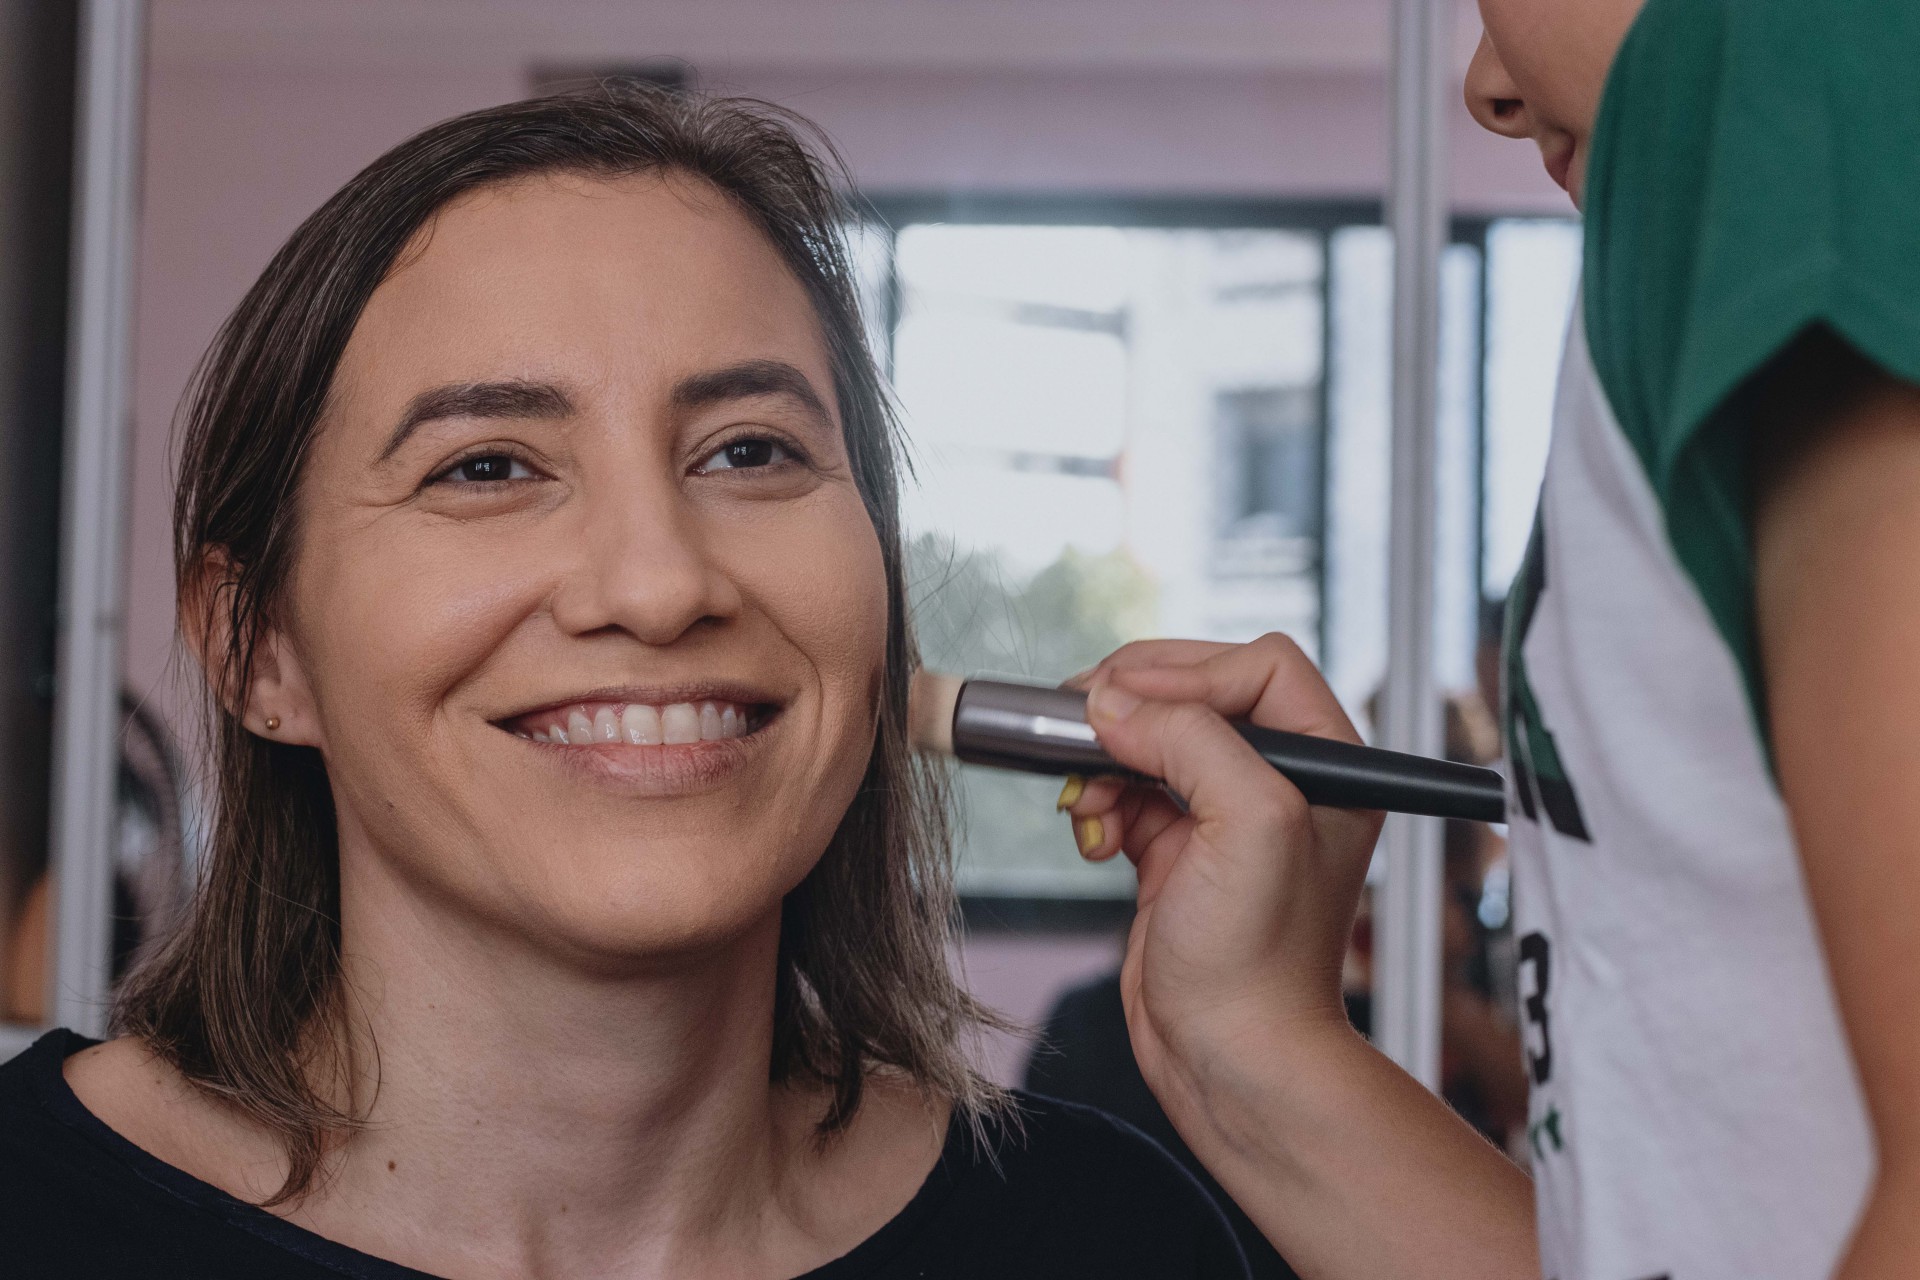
[523,700,749,745]
[661,702,701,744]
[622,703,662,745]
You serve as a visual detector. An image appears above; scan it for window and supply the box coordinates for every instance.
[855,198,1579,900]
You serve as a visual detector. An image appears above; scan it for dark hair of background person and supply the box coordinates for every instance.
[117,84,1004,1205]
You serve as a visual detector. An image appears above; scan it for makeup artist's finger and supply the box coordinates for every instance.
[1069,808,1121,861]
[1056,773,1126,817]
[1060,779,1182,868]
[1056,772,1184,857]
[1085,675,1313,855]
[1084,638,1233,682]
[1114,791,1186,866]
[1108,632,1360,745]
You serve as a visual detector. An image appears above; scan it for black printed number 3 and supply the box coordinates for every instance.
[1518,931,1552,1086]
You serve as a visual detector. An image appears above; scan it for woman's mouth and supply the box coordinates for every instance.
[501,699,767,747]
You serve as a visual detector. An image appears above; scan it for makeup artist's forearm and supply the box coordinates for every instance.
[1161,1025,1537,1280]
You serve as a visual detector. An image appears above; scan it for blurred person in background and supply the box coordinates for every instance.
[0,88,1247,1280]
[3,695,187,1023]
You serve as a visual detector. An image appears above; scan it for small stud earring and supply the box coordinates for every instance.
[264,716,280,732]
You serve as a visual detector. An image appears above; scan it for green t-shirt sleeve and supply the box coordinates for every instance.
[1583,0,1920,725]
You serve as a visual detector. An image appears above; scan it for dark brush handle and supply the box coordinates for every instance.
[950,678,1508,823]
[1235,722,1506,823]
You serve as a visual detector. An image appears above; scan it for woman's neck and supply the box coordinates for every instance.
[308,883,778,1266]
[61,845,950,1280]
[268,848,948,1280]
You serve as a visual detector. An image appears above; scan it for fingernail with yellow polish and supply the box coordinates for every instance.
[1073,814,1105,857]
[1056,775,1086,812]
[1087,681,1141,722]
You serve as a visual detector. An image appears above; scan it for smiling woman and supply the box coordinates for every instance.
[0,89,1247,1279]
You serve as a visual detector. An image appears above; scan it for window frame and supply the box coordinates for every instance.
[856,193,1500,920]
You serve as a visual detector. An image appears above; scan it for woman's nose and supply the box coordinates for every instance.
[548,485,744,647]
[1464,31,1533,141]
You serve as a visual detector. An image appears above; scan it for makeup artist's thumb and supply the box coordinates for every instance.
[1085,674,1311,848]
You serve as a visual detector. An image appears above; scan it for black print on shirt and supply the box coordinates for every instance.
[1504,514,1592,842]
[1518,930,1553,1086]
[1519,930,1567,1160]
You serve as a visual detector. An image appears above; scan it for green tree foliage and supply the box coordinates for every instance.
[906,533,1156,896]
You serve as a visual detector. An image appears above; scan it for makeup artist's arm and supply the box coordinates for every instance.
[1063,638,1537,1280]
[1755,347,1920,1280]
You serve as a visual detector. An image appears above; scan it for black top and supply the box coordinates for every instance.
[1,1030,1247,1279]
[1024,974,1303,1280]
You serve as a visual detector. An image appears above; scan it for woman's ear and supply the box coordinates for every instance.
[180,548,323,748]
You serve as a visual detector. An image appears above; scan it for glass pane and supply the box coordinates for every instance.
[1322,231,1484,731]
[1482,218,1583,598]
[894,222,1326,897]
[1323,225,1391,722]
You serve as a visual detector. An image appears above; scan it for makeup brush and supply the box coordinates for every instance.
[909,671,1506,823]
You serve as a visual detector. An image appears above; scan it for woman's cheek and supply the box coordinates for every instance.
[756,495,888,731]
[818,499,891,696]
[300,520,537,739]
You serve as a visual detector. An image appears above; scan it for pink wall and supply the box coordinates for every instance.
[125,37,1565,1081]
[959,931,1126,1086]
[126,57,1565,708]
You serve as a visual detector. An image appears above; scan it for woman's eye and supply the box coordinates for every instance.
[698,438,796,473]
[438,454,531,485]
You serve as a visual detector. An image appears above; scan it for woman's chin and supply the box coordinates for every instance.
[494,844,801,969]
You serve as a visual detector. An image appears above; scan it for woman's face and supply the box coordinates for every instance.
[262,171,888,966]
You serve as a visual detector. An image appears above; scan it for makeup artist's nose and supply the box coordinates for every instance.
[1465,31,1532,141]
[549,481,743,647]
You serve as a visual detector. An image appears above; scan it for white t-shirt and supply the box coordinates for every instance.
[1505,310,1871,1280]
[1497,1,1920,1270]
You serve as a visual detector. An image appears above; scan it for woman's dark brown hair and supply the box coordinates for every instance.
[117,85,1000,1203]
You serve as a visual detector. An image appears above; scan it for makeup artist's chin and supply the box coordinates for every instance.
[1540,138,1579,199]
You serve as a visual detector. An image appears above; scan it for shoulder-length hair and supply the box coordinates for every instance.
[118,85,999,1204]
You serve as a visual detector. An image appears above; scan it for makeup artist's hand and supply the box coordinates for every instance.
[1058,635,1380,1107]
[1059,637,1537,1280]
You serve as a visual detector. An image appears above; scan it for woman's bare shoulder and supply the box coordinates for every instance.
[64,1036,288,1202]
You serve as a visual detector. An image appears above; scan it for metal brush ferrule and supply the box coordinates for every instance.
[949,679,1123,776]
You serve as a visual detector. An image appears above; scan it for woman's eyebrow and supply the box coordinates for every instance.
[377,380,574,461]
[671,359,832,425]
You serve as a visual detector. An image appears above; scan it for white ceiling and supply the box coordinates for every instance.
[151,0,1489,76]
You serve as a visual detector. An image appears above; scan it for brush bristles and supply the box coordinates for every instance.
[907,670,962,757]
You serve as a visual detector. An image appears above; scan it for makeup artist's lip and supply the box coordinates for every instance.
[1541,141,1576,194]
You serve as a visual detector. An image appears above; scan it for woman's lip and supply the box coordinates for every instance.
[508,718,774,796]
